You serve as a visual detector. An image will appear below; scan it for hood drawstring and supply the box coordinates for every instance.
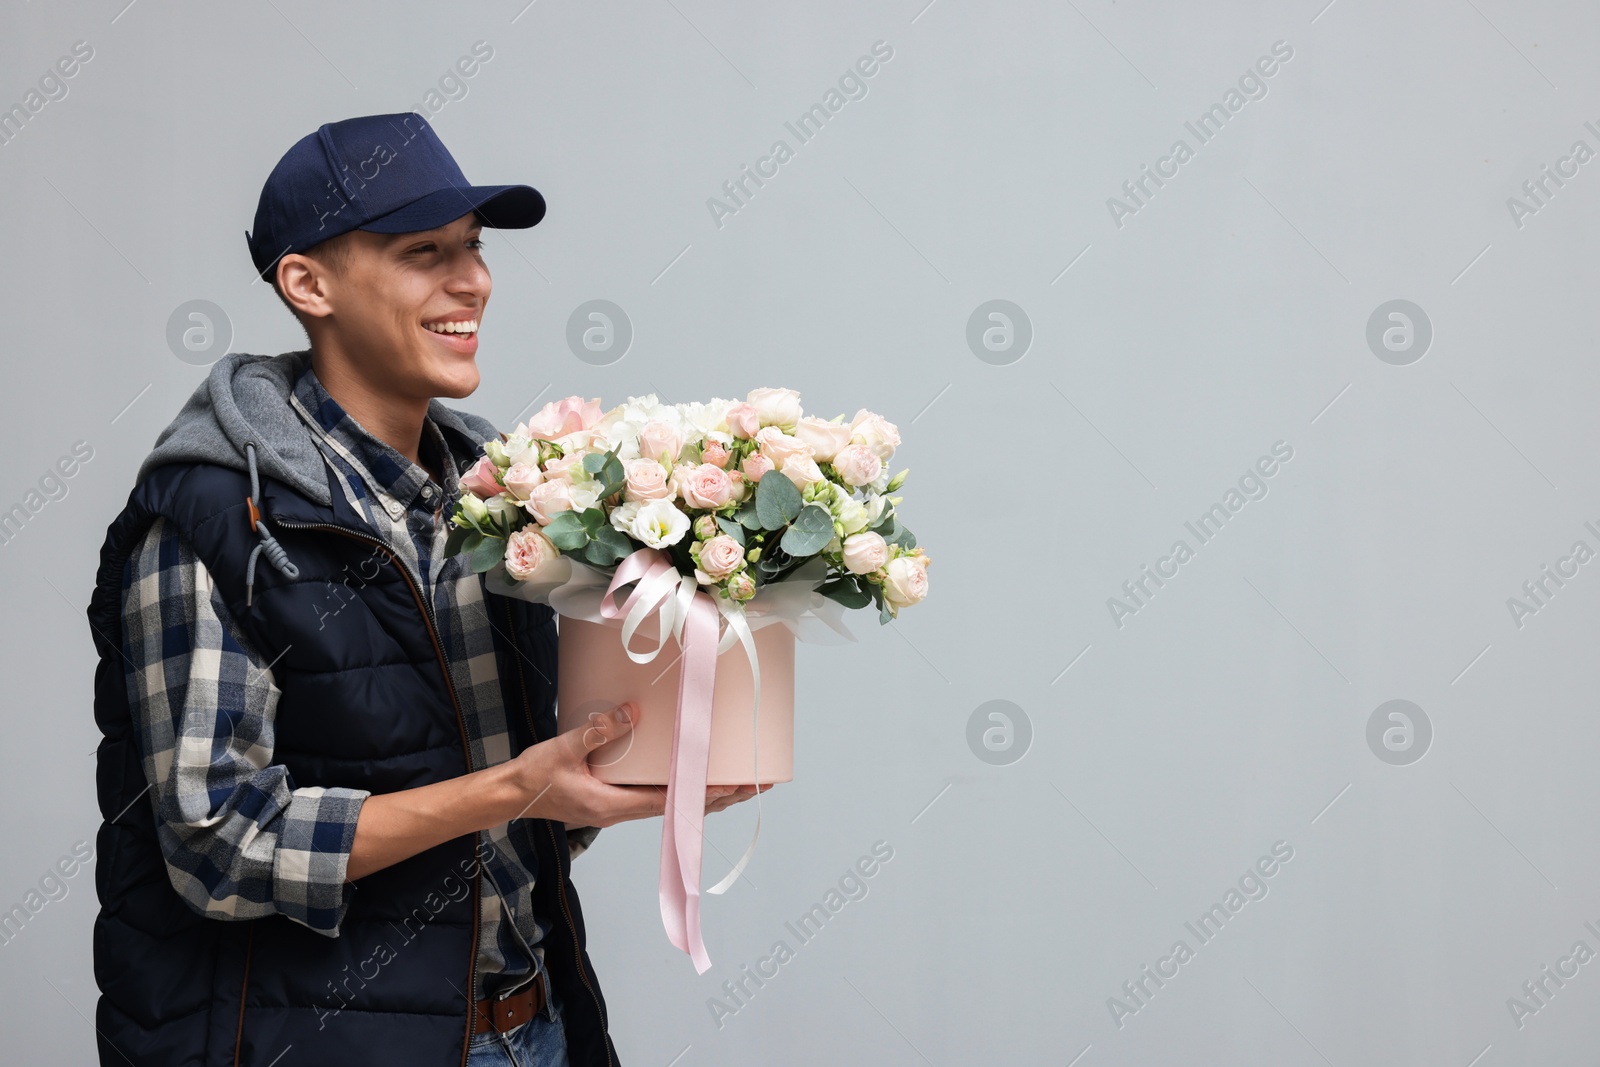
[244,442,299,606]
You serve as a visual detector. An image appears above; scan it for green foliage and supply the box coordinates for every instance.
[755,471,803,530]
[779,504,834,557]
[470,536,506,573]
[541,511,590,551]
[714,516,747,546]
[816,574,872,609]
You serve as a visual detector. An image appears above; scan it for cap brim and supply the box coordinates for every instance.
[359,184,546,234]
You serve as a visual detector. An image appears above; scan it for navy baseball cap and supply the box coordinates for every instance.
[246,112,545,280]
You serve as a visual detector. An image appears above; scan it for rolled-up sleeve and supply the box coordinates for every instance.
[121,518,370,935]
[566,825,601,860]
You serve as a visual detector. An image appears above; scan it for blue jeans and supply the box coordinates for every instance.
[468,970,569,1067]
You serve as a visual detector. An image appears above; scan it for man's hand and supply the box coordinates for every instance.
[513,701,775,830]
[345,700,775,882]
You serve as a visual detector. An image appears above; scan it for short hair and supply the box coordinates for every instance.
[267,231,357,326]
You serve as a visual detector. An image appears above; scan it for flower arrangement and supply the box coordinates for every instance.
[445,387,928,622]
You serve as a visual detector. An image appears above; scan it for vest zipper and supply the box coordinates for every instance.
[499,597,617,1067]
[271,519,482,1067]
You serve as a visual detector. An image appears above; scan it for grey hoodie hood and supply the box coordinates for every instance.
[139,350,498,505]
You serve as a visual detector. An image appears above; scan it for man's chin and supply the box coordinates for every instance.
[429,364,481,401]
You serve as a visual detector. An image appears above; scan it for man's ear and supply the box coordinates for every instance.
[277,253,335,321]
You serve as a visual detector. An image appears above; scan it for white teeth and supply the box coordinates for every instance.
[424,319,478,335]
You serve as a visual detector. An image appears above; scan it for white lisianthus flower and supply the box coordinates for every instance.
[610,500,644,534]
[628,499,691,548]
[863,493,889,527]
[680,398,738,441]
[593,394,690,461]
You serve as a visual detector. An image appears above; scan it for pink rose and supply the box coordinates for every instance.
[542,453,582,483]
[524,479,575,525]
[849,409,901,461]
[701,440,731,468]
[637,421,684,465]
[741,452,774,482]
[755,426,813,468]
[460,456,503,498]
[832,443,883,488]
[727,403,760,440]
[623,458,672,501]
[696,534,744,581]
[680,463,736,509]
[842,531,888,575]
[793,416,853,462]
[780,454,826,489]
[504,527,559,581]
[522,396,604,441]
[503,462,544,500]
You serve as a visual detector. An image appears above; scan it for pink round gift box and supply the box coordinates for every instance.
[555,614,795,786]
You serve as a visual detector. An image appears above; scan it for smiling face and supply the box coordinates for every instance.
[277,211,491,405]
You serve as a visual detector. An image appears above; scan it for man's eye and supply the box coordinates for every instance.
[408,243,437,254]
[467,238,485,251]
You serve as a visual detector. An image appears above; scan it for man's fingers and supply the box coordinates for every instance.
[575,701,637,753]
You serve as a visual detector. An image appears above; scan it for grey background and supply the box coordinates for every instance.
[1,0,1595,1063]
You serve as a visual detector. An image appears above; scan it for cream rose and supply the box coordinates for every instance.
[524,480,575,525]
[504,527,559,581]
[755,426,813,468]
[883,555,929,610]
[793,416,853,462]
[680,463,736,509]
[780,453,826,489]
[503,462,544,501]
[623,458,672,501]
[849,409,901,461]
[832,443,883,488]
[541,453,582,483]
[841,531,888,575]
[637,421,684,466]
[747,387,803,429]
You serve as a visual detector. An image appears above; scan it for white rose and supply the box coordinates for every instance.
[793,416,853,462]
[841,531,888,575]
[883,555,929,610]
[849,409,901,461]
[628,499,691,548]
[747,387,804,429]
[780,453,827,489]
[832,443,883,488]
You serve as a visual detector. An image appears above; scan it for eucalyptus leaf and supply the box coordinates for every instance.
[714,517,747,546]
[735,501,763,529]
[581,453,608,475]
[470,536,506,573]
[755,470,803,529]
[588,525,634,565]
[542,511,590,551]
[779,504,834,557]
[445,526,476,557]
[886,524,917,550]
[816,575,872,609]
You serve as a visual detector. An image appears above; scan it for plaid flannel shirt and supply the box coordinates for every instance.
[120,364,596,998]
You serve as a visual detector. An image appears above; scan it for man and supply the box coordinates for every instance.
[86,113,759,1067]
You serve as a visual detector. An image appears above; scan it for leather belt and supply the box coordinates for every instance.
[473,976,547,1036]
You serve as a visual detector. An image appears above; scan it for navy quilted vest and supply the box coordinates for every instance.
[87,448,620,1067]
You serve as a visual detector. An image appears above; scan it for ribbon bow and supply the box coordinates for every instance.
[599,546,764,974]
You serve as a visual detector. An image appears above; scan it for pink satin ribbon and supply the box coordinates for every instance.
[599,547,720,974]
